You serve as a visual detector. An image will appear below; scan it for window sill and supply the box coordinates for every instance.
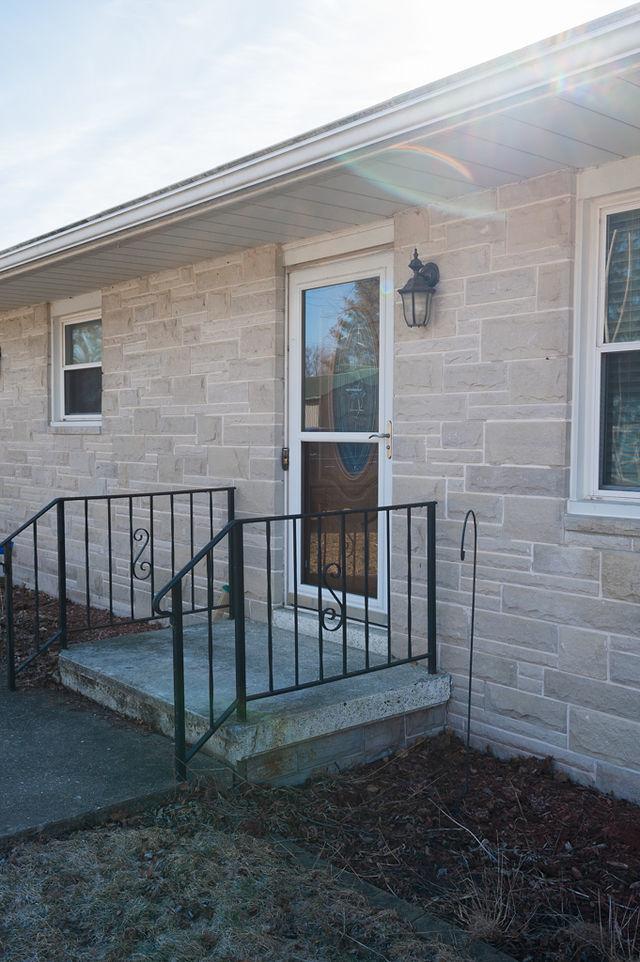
[566,500,640,536]
[49,422,102,435]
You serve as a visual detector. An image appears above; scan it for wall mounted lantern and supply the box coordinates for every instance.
[397,249,440,328]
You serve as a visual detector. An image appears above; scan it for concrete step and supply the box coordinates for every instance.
[59,617,450,784]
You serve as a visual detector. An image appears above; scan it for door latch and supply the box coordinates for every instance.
[368,420,393,459]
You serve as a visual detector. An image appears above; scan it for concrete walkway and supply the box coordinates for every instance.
[0,687,178,843]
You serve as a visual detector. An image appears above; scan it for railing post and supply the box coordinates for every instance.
[4,543,15,691]
[427,502,437,674]
[227,488,235,619]
[171,581,187,781]
[56,500,67,649]
[232,522,247,721]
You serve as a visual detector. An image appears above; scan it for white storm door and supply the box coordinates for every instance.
[287,251,394,615]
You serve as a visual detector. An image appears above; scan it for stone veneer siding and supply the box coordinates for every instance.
[1,169,640,799]
[393,169,640,801]
[0,244,284,612]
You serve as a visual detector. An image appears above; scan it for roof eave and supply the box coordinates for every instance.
[2,3,640,281]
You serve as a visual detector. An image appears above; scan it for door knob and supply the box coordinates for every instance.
[368,432,390,439]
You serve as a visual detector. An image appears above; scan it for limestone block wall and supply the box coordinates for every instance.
[0,244,285,617]
[393,169,640,802]
[3,165,640,801]
[100,243,285,618]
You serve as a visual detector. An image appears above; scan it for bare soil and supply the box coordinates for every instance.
[228,734,640,962]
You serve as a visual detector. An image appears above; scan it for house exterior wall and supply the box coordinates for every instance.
[0,243,285,613]
[1,169,640,800]
[393,169,640,802]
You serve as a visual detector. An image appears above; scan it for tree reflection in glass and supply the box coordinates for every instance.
[65,319,102,366]
[302,277,379,435]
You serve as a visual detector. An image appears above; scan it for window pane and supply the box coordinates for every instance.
[65,319,102,365]
[605,210,640,343]
[600,350,640,489]
[302,278,379,432]
[302,441,378,597]
[64,368,102,416]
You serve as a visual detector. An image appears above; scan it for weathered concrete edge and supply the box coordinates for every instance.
[273,838,518,962]
[217,672,451,763]
[58,656,208,747]
[0,785,181,853]
[60,651,451,765]
[0,757,237,853]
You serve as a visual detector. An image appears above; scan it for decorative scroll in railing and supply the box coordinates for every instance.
[0,486,235,689]
[153,499,438,780]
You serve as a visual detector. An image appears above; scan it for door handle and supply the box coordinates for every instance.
[368,421,393,459]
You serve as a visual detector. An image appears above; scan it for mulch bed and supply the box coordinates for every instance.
[227,734,640,962]
[0,586,155,689]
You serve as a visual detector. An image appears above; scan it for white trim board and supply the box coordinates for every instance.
[571,159,640,519]
[282,220,394,267]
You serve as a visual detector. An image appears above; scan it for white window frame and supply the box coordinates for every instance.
[51,293,102,426]
[571,158,640,519]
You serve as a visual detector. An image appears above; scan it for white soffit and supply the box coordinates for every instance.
[2,5,640,310]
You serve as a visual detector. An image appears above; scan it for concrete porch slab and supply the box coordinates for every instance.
[59,618,450,783]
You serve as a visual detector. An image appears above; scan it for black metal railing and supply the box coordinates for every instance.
[1,486,235,689]
[153,500,437,779]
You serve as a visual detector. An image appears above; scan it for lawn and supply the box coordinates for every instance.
[0,799,465,962]
[3,738,639,962]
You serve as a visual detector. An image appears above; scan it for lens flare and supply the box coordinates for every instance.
[389,143,475,182]
[335,139,496,223]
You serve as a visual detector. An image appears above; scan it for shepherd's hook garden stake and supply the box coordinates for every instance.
[460,510,478,797]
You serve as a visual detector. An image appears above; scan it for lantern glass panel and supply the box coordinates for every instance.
[413,289,429,326]
[400,291,413,327]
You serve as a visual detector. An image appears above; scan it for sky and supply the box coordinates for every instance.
[0,0,633,250]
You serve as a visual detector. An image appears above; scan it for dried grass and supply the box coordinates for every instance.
[446,854,532,947]
[0,812,446,962]
[562,898,640,962]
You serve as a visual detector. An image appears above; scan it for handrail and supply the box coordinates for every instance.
[153,519,236,615]
[2,484,236,690]
[158,496,439,780]
[229,499,437,526]
[152,497,438,617]
[1,498,59,548]
[1,486,235,549]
